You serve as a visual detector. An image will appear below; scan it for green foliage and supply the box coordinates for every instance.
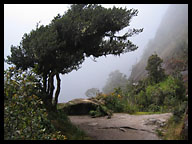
[132,111,163,115]
[101,54,187,117]
[4,67,67,140]
[148,104,160,112]
[145,54,166,84]
[133,73,186,112]
[172,101,187,123]
[103,94,123,112]
[6,4,143,110]
[101,88,138,114]
[123,102,139,114]
[161,114,186,140]
[89,105,112,118]
[47,109,90,140]
[89,107,105,117]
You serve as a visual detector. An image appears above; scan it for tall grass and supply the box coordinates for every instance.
[159,115,185,140]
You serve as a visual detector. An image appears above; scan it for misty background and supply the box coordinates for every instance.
[4,4,170,102]
[129,4,188,82]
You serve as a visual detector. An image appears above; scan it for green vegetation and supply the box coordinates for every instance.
[101,54,187,116]
[6,4,143,112]
[4,67,66,140]
[145,54,166,84]
[4,4,187,140]
[89,105,112,118]
[4,67,91,140]
[158,115,186,140]
[4,4,144,140]
[89,72,186,118]
[132,112,163,115]
[99,54,187,140]
[47,110,92,140]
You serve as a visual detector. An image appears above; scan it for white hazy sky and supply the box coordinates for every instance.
[4,4,170,102]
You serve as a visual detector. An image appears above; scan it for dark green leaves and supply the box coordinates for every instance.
[7,4,143,75]
[146,54,166,83]
[6,4,143,110]
[4,67,67,140]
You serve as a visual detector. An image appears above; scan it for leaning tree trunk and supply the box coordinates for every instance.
[53,73,61,110]
[41,71,62,112]
[45,71,55,111]
[43,73,47,92]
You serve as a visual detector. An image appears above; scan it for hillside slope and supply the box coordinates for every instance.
[129,5,188,86]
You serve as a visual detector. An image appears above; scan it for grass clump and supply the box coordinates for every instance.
[159,115,185,140]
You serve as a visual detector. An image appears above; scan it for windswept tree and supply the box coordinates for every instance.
[6,4,143,111]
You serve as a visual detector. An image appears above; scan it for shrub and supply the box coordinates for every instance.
[173,101,187,123]
[101,88,138,114]
[4,67,67,140]
[123,102,139,114]
[103,92,124,112]
[148,104,160,112]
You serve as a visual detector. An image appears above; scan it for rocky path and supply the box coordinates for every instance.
[69,113,172,140]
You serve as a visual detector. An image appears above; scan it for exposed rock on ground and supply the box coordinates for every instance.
[69,113,172,140]
[144,118,167,127]
[62,98,99,115]
[61,98,112,117]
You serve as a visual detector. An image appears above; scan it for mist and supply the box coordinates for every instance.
[4,4,170,103]
[129,4,188,82]
[57,4,170,102]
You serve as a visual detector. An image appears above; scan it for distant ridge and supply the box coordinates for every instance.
[129,4,188,82]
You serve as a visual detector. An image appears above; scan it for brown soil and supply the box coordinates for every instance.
[69,113,172,140]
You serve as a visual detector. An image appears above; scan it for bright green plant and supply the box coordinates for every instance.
[135,75,186,112]
[101,88,138,113]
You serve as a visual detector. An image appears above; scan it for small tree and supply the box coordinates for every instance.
[85,88,100,98]
[145,54,166,84]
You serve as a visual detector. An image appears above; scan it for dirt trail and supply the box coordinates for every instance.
[69,113,172,140]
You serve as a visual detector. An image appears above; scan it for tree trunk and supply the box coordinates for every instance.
[49,72,55,99]
[53,73,61,110]
[46,71,55,111]
[43,74,47,92]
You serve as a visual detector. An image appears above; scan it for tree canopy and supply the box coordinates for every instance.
[145,53,166,84]
[6,4,143,111]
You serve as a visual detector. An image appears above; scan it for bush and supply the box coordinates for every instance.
[123,102,139,114]
[4,67,67,140]
[89,105,112,117]
[148,104,160,112]
[173,101,187,123]
[100,88,138,114]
